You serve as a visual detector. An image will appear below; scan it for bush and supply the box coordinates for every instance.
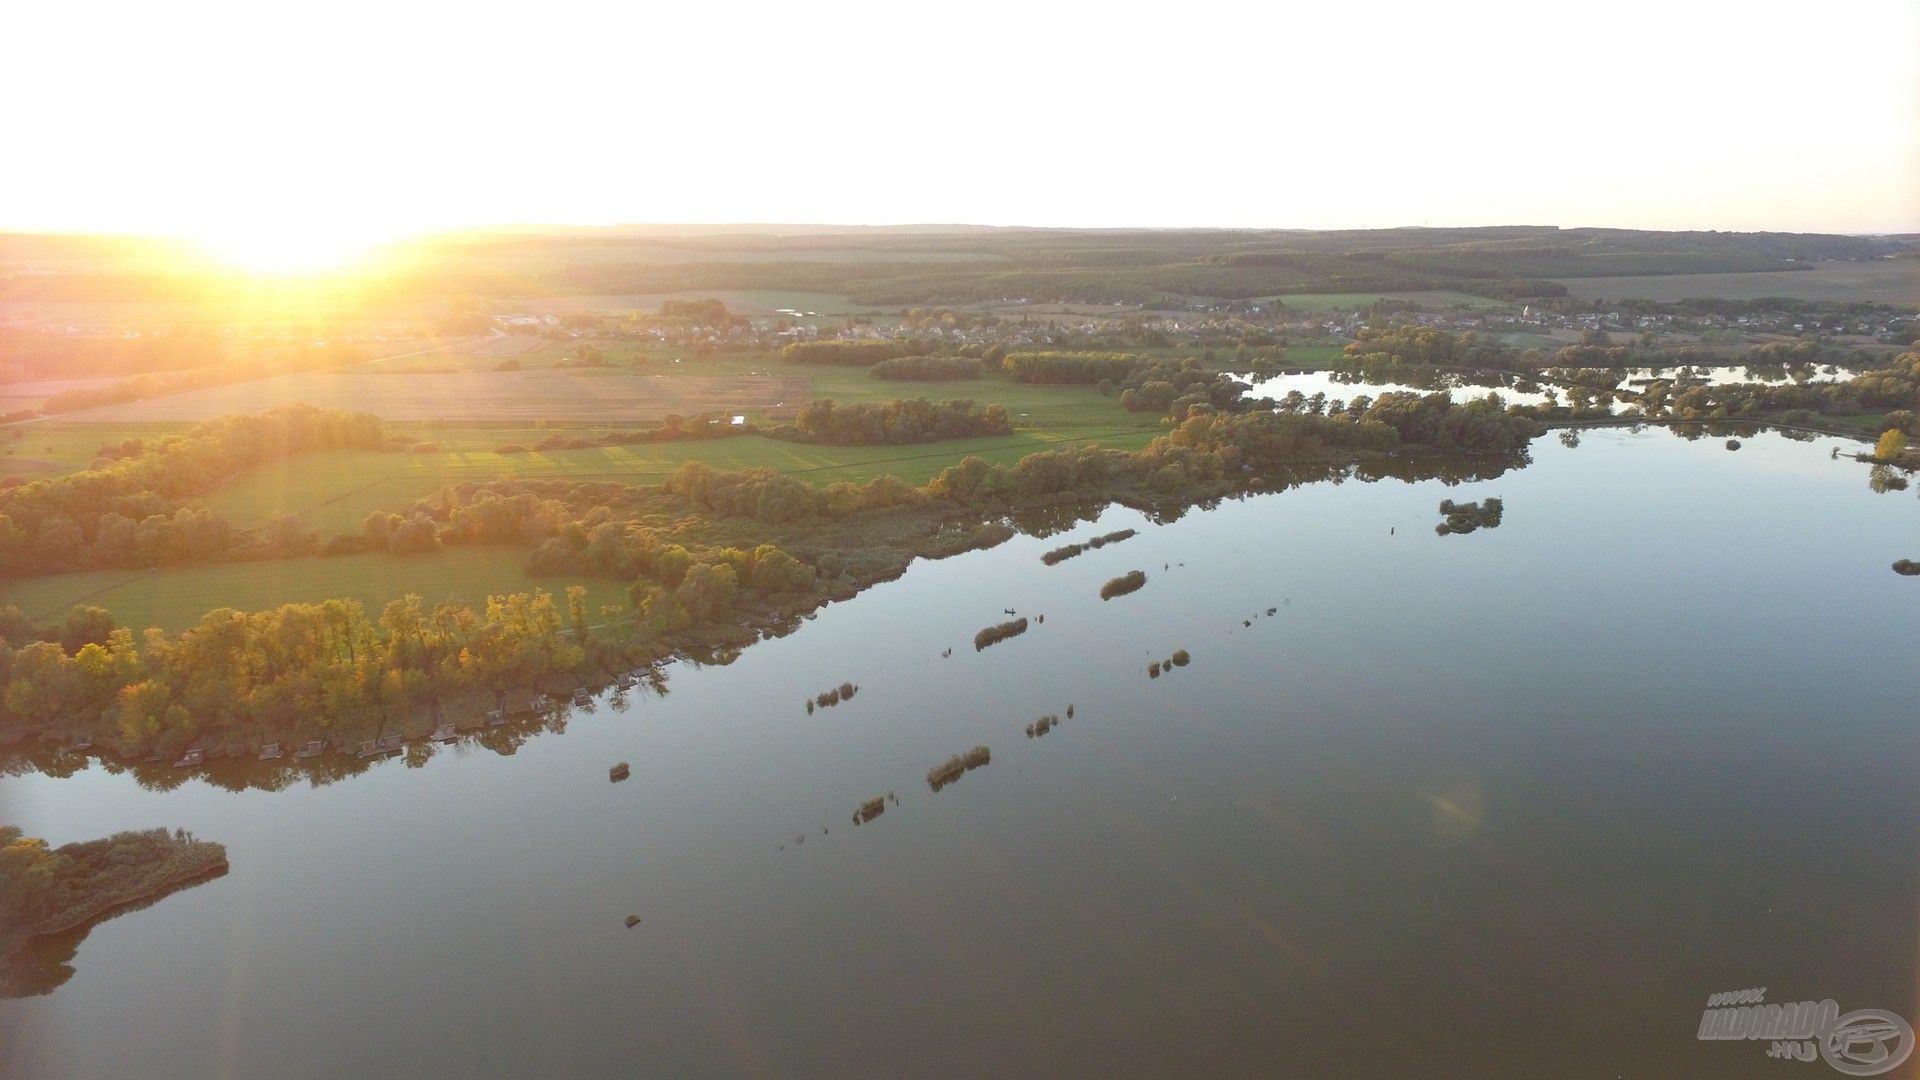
[1100,570,1148,600]
[974,617,1028,651]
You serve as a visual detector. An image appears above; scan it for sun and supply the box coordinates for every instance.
[191,220,395,275]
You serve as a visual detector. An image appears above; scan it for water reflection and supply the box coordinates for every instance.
[1,863,228,1000]
[0,452,1540,798]
[4,428,1916,1079]
[1245,361,1852,416]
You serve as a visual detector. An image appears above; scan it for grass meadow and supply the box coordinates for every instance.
[0,545,631,632]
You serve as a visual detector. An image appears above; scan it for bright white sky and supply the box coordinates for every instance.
[4,0,1916,248]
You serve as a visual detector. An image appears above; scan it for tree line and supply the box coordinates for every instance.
[868,355,986,381]
[1000,351,1141,385]
[0,405,388,577]
[0,588,630,760]
[780,340,918,366]
[777,398,1011,445]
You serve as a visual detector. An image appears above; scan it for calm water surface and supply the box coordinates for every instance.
[1246,363,1848,411]
[4,429,1918,1079]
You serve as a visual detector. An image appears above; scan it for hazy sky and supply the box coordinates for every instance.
[5,0,1916,245]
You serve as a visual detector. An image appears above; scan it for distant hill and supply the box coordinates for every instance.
[4,225,1914,307]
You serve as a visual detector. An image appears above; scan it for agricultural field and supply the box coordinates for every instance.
[0,545,630,632]
[1270,343,1346,366]
[1554,259,1919,306]
[0,375,124,414]
[51,367,813,423]
[0,421,181,475]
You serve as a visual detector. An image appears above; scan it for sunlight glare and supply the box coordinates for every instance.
[192,220,395,275]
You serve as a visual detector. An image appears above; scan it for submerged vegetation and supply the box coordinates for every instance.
[3,388,1548,763]
[1101,570,1148,600]
[810,681,859,711]
[1040,528,1137,565]
[974,618,1029,651]
[1894,559,1920,576]
[927,745,991,792]
[853,796,888,825]
[1150,648,1193,678]
[1435,497,1505,536]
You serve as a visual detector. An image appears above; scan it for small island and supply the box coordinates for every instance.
[2,826,228,972]
[1435,497,1505,536]
[1100,570,1149,600]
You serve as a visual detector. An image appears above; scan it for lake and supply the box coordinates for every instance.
[4,427,1917,1079]
[1245,362,1852,413]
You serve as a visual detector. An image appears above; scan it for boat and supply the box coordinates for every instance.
[572,689,592,707]
[294,739,327,759]
[258,743,284,761]
[173,748,205,769]
[429,724,457,743]
[485,708,508,727]
[377,735,405,754]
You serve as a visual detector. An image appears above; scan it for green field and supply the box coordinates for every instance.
[0,346,1277,627]
[0,546,631,633]
[206,428,1162,534]
[0,422,178,475]
[31,355,1164,533]
[1274,343,1345,366]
